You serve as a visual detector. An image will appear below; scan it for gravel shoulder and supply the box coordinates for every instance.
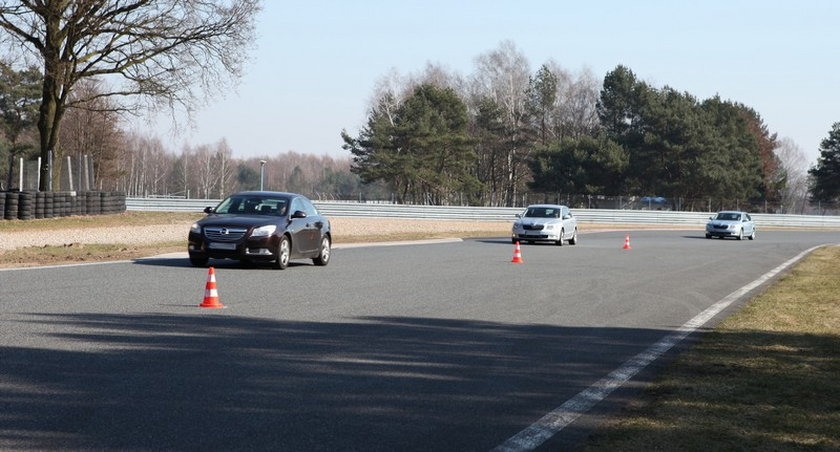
[0,217,513,251]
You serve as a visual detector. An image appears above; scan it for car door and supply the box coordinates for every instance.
[288,197,319,254]
[287,197,310,254]
[561,206,575,238]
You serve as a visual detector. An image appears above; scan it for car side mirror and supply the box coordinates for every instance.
[709,216,714,220]
[515,213,521,218]
[291,210,307,219]
[203,206,214,214]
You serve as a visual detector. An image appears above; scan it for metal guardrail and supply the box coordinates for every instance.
[125,198,840,229]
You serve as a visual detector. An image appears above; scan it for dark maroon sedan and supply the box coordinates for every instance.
[187,191,331,269]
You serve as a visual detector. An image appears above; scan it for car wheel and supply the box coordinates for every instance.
[749,230,756,240]
[568,228,577,245]
[737,229,744,240]
[705,233,712,239]
[511,238,517,245]
[189,255,208,267]
[313,236,331,266]
[273,236,290,270]
[556,229,565,246]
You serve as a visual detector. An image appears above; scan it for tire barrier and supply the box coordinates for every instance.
[0,190,127,221]
[4,192,18,220]
[18,191,33,220]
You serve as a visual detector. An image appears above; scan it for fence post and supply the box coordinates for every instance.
[66,155,74,191]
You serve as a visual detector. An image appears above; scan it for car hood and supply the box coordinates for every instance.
[708,220,742,227]
[518,217,563,226]
[198,214,283,228]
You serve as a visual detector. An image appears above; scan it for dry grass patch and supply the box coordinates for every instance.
[585,246,840,451]
[0,211,204,232]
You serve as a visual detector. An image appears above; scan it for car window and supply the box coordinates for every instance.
[716,213,739,221]
[290,198,304,215]
[301,198,319,217]
[525,207,558,218]
[214,195,288,215]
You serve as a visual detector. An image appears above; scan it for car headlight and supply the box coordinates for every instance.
[251,225,277,237]
[512,222,521,229]
[544,224,555,230]
[190,223,201,233]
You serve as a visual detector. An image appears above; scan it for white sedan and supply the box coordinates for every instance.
[705,211,756,240]
[511,204,578,246]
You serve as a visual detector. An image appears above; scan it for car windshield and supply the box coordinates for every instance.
[524,207,560,218]
[715,212,740,221]
[214,195,289,216]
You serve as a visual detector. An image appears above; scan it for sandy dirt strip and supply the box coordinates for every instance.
[0,218,516,251]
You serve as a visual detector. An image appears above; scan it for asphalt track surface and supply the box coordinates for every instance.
[2,229,839,451]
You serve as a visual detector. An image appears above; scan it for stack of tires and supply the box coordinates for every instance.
[17,192,34,220]
[4,192,18,220]
[1,190,127,221]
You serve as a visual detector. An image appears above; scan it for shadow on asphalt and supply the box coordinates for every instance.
[3,312,831,451]
[1,314,668,451]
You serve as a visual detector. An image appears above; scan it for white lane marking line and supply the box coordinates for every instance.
[493,245,822,452]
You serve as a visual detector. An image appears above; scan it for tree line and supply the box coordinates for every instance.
[0,3,837,213]
[343,42,836,211]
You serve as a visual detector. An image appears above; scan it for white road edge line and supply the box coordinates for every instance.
[492,245,823,452]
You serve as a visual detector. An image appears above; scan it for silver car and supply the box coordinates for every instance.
[511,204,578,246]
[705,211,756,240]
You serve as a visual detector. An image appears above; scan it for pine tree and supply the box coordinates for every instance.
[809,123,840,204]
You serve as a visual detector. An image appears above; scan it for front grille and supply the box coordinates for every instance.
[523,224,544,231]
[713,224,728,230]
[204,226,248,242]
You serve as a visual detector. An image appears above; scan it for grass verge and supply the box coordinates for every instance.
[584,245,840,451]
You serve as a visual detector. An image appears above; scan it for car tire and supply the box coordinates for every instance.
[313,236,331,266]
[273,236,290,270]
[737,229,744,240]
[705,233,712,239]
[189,255,208,267]
[556,229,565,246]
[568,228,577,245]
[749,230,756,240]
[511,238,517,245]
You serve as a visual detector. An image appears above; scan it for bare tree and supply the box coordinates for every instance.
[214,138,235,198]
[192,144,217,199]
[60,79,123,190]
[0,0,262,191]
[775,137,810,214]
[469,40,532,206]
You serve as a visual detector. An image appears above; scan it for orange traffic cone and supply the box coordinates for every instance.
[511,241,524,263]
[199,267,225,308]
[623,234,632,250]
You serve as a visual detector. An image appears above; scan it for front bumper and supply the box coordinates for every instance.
[188,232,278,261]
[706,227,740,237]
[512,231,562,242]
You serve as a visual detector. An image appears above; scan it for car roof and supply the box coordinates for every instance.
[229,191,302,198]
[717,210,746,214]
[526,204,568,209]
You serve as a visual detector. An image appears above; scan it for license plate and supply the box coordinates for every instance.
[208,242,236,250]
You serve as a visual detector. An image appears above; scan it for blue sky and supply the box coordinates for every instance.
[142,0,839,166]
